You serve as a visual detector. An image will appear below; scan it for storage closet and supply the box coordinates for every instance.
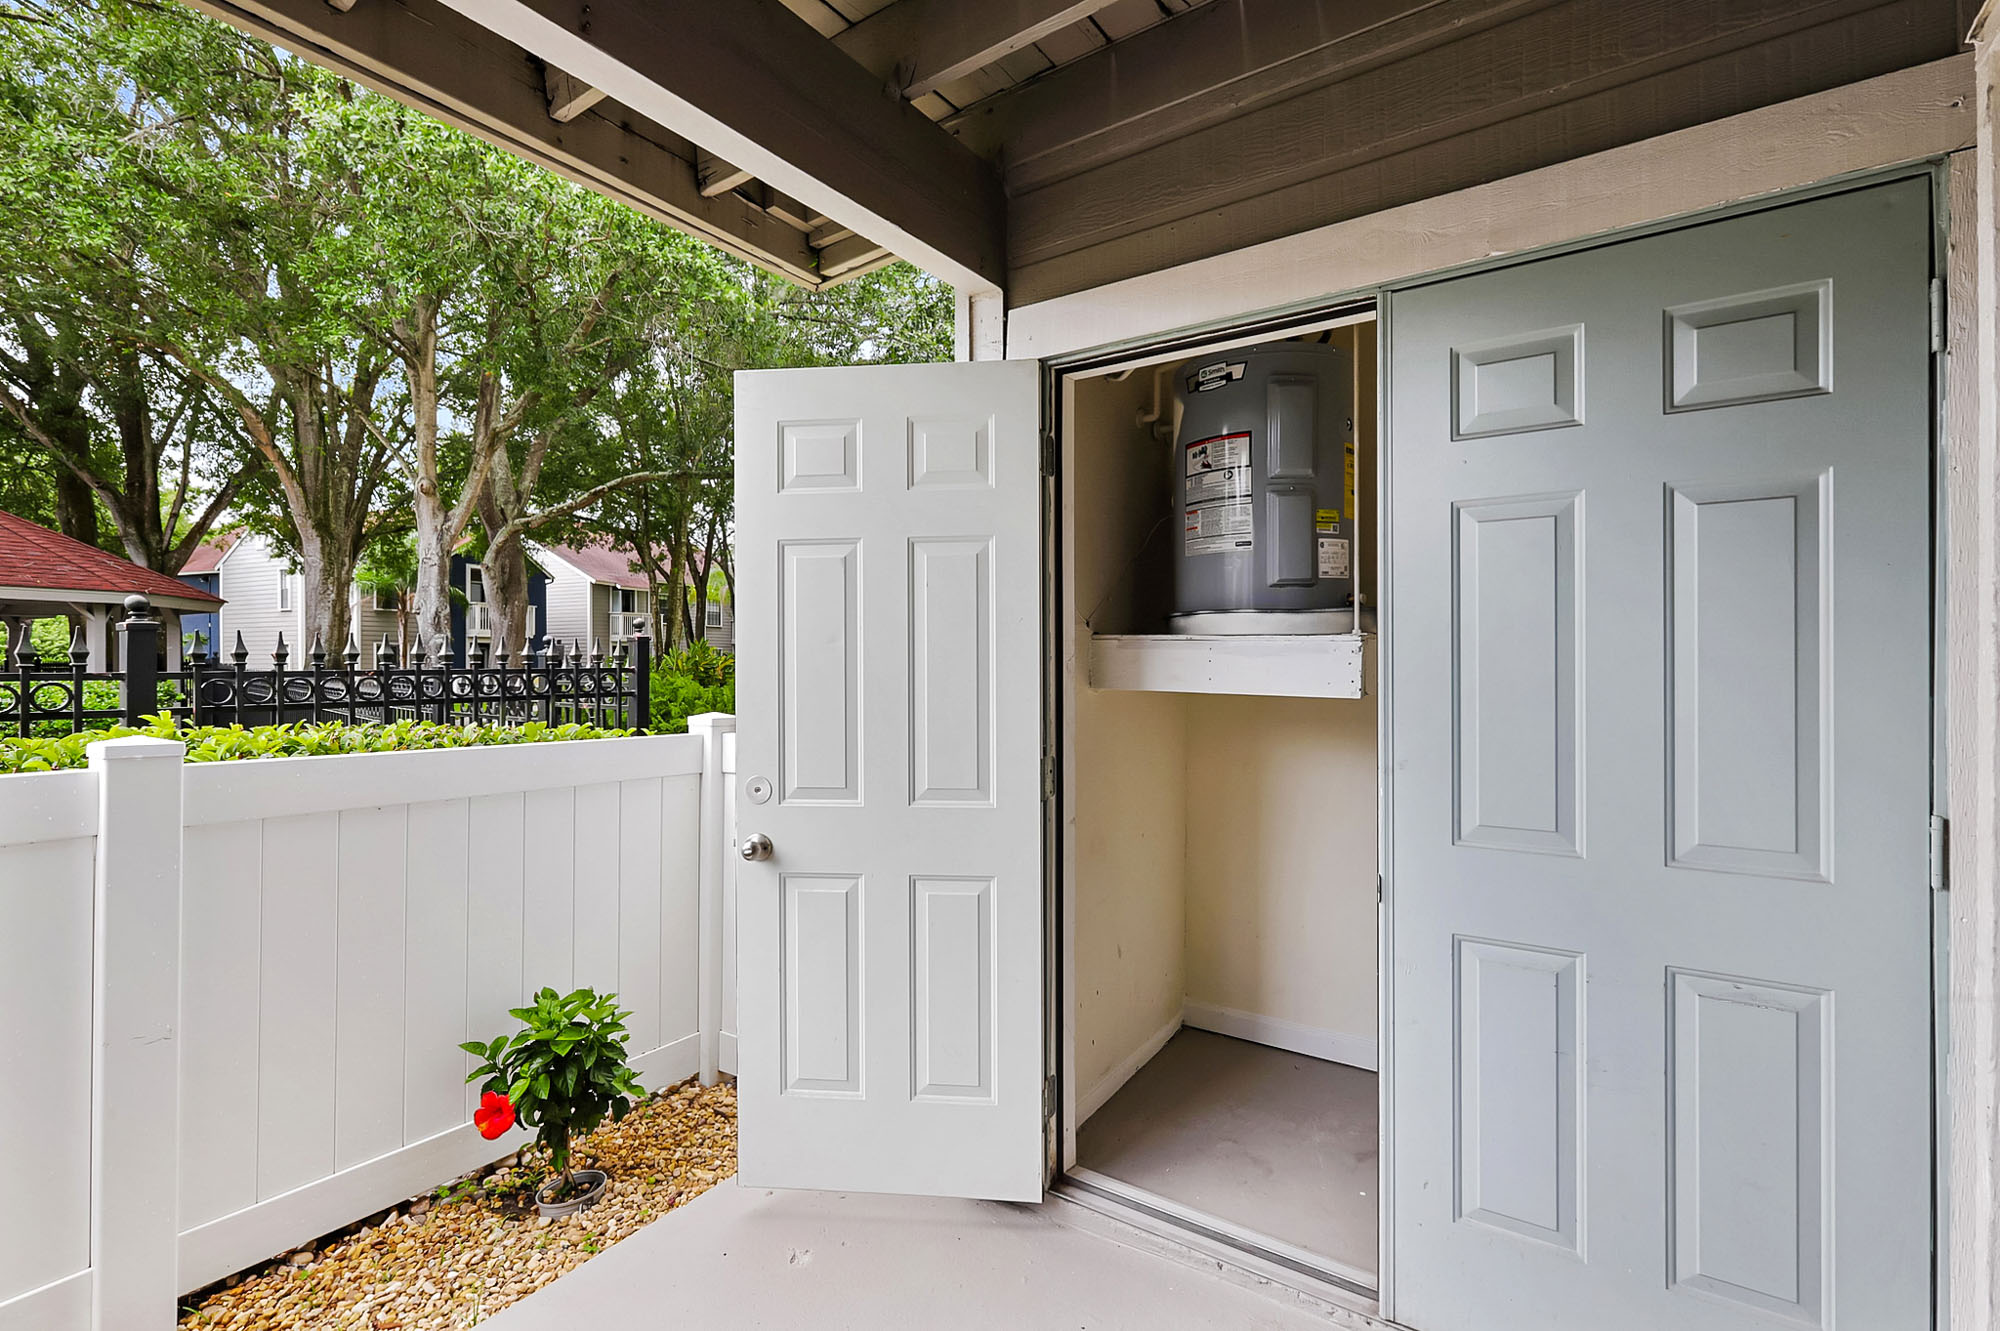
[1060,316,1383,1288]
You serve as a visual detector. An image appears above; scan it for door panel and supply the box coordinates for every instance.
[736,361,1045,1202]
[1388,180,1932,1331]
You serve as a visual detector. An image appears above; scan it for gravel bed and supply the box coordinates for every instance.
[178,1078,737,1329]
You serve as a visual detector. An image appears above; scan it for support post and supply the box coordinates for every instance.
[162,610,183,673]
[87,736,185,1331]
[953,287,1006,362]
[689,711,736,1086]
[1955,10,2000,1327]
[83,607,110,673]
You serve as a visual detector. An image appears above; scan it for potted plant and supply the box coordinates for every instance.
[461,986,644,1218]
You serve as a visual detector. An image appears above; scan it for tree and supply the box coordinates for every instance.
[0,4,262,570]
[0,0,412,649]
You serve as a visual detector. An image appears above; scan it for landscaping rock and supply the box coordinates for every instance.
[177,1079,737,1329]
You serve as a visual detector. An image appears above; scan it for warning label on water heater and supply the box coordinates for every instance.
[1318,537,1351,578]
[1184,431,1254,555]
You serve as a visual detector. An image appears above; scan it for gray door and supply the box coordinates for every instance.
[1386,179,1932,1331]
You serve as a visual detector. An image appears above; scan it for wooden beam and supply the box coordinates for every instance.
[695,148,754,198]
[325,0,360,11]
[946,0,1544,190]
[541,63,606,121]
[184,0,826,285]
[1004,0,1968,299]
[1006,55,1975,357]
[832,0,1123,101]
[809,219,856,248]
[764,190,818,232]
[443,0,1007,291]
[816,233,896,281]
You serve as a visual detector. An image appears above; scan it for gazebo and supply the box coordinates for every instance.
[0,511,223,671]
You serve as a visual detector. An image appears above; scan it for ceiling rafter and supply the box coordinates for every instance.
[830,0,1126,101]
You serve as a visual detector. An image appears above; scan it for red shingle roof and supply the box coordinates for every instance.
[178,533,238,575]
[541,540,651,590]
[0,511,223,605]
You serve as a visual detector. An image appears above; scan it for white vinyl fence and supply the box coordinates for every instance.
[0,716,736,1331]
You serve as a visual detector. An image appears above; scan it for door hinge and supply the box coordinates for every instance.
[1930,277,1945,354]
[1040,431,1057,478]
[1930,813,1949,891]
[1041,752,1056,800]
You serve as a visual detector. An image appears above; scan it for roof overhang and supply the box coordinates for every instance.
[186,0,1970,305]
[0,587,223,614]
[184,0,1003,290]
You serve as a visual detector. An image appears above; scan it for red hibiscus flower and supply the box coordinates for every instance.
[474,1090,516,1140]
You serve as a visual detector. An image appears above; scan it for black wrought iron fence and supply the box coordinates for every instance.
[2,594,650,738]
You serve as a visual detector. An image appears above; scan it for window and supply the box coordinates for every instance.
[706,602,723,629]
[466,565,487,603]
[276,572,292,612]
[609,586,643,639]
[525,606,538,640]
[372,584,398,612]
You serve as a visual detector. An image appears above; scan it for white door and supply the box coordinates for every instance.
[1387,180,1933,1329]
[733,360,1047,1201]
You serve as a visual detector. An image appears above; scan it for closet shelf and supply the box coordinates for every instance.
[1088,633,1367,699]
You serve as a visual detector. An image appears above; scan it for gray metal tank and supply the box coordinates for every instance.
[1170,342,1355,634]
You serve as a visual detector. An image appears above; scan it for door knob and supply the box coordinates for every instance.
[739,832,774,862]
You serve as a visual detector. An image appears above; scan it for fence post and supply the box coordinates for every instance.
[87,736,184,1331]
[117,595,160,726]
[689,711,735,1087]
[631,625,651,733]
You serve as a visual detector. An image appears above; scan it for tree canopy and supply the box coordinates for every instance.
[0,0,953,653]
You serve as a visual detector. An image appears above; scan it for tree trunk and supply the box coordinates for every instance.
[483,527,532,659]
[403,300,463,652]
[53,469,100,551]
[293,528,355,659]
[413,515,453,650]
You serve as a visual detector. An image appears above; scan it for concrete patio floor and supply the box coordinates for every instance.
[481,1179,1375,1330]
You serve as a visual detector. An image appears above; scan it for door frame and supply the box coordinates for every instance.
[1038,159,1955,1327]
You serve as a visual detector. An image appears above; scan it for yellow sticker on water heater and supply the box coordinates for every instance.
[1315,507,1341,533]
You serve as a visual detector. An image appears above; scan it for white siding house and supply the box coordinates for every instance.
[208,534,301,666]
[536,541,733,653]
[535,542,651,650]
[196,537,547,665]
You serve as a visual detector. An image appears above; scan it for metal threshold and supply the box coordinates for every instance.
[1053,1167,1383,1316]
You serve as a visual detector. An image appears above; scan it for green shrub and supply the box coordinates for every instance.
[28,618,72,661]
[659,639,734,687]
[0,715,631,775]
[461,986,643,1199]
[648,660,734,734]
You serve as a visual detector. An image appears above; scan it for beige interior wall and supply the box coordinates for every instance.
[1069,331,1383,1108]
[1068,369,1190,1106]
[1182,652,1379,1052]
[1072,690,1188,1101]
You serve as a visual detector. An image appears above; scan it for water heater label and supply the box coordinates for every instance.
[1184,432,1254,555]
[1318,537,1351,578]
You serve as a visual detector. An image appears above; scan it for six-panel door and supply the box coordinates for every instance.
[1388,180,1934,1330]
[733,360,1046,1201]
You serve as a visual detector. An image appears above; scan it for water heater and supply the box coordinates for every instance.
[1170,342,1355,634]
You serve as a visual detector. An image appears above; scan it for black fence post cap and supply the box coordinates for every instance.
[123,593,156,621]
